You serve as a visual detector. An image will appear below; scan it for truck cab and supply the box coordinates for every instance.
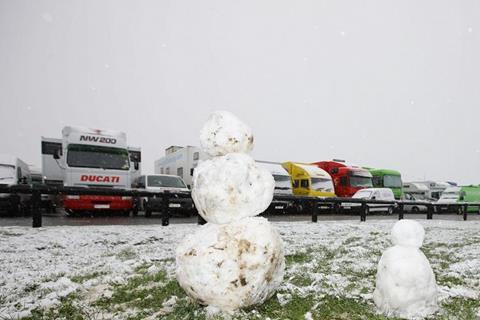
[54,126,140,215]
[256,161,293,213]
[0,154,31,214]
[365,167,403,200]
[313,160,373,197]
[281,162,335,197]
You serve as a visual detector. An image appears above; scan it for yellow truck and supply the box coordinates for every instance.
[282,162,336,197]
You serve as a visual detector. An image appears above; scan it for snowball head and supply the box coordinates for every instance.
[199,111,254,157]
[373,246,438,319]
[176,217,285,312]
[191,153,275,224]
[391,219,425,248]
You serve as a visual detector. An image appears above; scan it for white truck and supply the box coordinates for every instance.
[154,146,208,189]
[42,126,141,215]
[256,160,294,213]
[408,181,451,200]
[0,154,31,214]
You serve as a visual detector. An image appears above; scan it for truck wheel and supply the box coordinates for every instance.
[387,207,394,215]
[412,206,419,213]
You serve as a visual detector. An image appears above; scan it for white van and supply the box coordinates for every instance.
[132,174,193,216]
[343,188,396,214]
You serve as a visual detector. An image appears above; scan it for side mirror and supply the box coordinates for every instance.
[134,161,139,170]
[53,149,61,160]
[371,196,376,200]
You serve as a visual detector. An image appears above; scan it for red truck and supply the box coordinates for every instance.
[312,160,373,197]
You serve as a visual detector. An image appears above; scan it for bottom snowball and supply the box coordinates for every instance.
[176,217,285,311]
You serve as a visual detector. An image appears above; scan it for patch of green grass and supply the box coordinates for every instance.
[116,247,137,261]
[437,297,480,320]
[285,251,312,265]
[95,269,185,318]
[243,293,315,319]
[313,295,399,320]
[343,236,362,246]
[71,271,104,284]
[23,293,89,320]
[437,274,466,287]
[23,283,39,293]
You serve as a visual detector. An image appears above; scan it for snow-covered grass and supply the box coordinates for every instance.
[1,220,479,319]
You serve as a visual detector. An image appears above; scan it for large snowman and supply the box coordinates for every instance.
[373,220,438,319]
[176,111,285,313]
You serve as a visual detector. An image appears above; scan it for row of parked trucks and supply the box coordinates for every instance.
[0,126,478,215]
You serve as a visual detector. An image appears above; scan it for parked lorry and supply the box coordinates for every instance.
[154,146,208,189]
[365,167,403,199]
[281,162,335,197]
[436,185,480,214]
[256,160,293,213]
[43,126,141,215]
[0,154,31,214]
[313,160,373,197]
[407,181,450,200]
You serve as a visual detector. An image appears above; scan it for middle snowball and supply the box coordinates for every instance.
[192,153,275,224]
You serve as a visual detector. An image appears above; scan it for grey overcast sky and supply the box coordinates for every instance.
[0,0,479,184]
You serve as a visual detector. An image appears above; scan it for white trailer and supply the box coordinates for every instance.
[0,154,31,214]
[42,126,141,214]
[154,146,208,188]
[409,181,450,200]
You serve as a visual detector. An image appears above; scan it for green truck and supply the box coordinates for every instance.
[436,185,480,214]
[364,168,403,199]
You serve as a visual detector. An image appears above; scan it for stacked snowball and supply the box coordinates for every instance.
[176,111,285,312]
[373,220,438,319]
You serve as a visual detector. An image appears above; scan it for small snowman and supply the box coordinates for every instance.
[176,111,285,313]
[373,220,438,319]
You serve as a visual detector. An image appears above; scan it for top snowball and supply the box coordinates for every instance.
[200,111,254,157]
[391,220,425,248]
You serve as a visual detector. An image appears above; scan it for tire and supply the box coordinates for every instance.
[411,206,419,213]
[387,206,394,215]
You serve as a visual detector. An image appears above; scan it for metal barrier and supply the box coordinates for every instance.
[0,185,479,228]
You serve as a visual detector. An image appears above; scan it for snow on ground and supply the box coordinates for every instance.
[0,220,479,319]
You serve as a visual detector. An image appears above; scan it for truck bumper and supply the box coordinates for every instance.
[145,197,193,211]
[64,195,133,211]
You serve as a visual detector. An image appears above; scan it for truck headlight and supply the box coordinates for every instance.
[66,195,80,200]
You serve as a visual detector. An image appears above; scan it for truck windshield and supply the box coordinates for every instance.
[148,176,186,188]
[67,144,130,170]
[311,178,334,192]
[350,175,373,187]
[273,175,291,190]
[383,175,402,188]
[0,165,15,181]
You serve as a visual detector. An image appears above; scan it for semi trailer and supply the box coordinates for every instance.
[313,160,373,197]
[0,154,31,214]
[154,146,207,189]
[42,126,141,215]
